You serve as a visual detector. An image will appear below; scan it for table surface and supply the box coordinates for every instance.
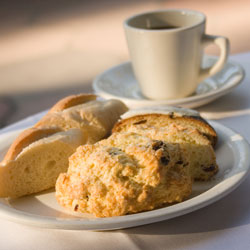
[0,52,250,250]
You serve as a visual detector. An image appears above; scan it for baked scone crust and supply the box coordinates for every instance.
[56,133,192,217]
[128,125,218,181]
[113,113,217,147]
[112,109,218,181]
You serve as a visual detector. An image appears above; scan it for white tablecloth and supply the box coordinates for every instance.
[0,53,250,250]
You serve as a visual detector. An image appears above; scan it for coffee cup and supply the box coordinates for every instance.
[124,9,230,100]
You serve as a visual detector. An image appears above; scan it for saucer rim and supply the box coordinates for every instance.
[93,55,245,105]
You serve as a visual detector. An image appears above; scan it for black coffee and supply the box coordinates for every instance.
[147,25,180,30]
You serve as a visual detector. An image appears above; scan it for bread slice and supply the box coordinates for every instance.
[2,127,61,164]
[0,128,86,198]
[113,106,217,147]
[48,93,97,114]
[35,99,129,143]
[56,132,192,217]
[112,106,218,181]
[0,95,128,198]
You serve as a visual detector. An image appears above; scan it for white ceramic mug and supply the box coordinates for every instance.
[124,9,230,100]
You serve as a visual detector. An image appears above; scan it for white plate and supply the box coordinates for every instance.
[0,121,249,230]
[93,55,245,108]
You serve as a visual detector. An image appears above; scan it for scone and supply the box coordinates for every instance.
[56,133,192,217]
[113,106,217,147]
[127,125,218,181]
[112,106,218,181]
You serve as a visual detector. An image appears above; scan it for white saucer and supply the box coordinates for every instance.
[93,55,245,108]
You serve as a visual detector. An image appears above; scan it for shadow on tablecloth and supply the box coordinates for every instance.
[118,174,250,236]
[198,84,250,120]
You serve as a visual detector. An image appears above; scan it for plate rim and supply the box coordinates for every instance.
[0,121,249,230]
[92,55,245,106]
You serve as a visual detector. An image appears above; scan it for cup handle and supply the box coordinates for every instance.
[198,34,230,82]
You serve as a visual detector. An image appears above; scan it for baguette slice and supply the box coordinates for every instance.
[48,93,97,113]
[0,95,128,198]
[0,128,86,198]
[2,127,61,164]
[35,99,129,143]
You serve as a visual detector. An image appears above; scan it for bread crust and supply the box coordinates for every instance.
[113,113,217,147]
[35,99,129,140]
[2,127,61,163]
[48,93,97,113]
[0,93,128,198]
[0,129,86,198]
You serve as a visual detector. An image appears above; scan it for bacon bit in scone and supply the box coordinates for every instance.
[168,112,174,119]
[133,119,147,125]
[203,165,216,172]
[152,140,164,151]
[74,204,79,211]
[151,140,171,165]
[160,156,170,165]
[176,160,183,165]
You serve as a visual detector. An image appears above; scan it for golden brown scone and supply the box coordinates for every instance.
[124,125,218,181]
[99,131,190,176]
[56,133,192,217]
[113,107,217,147]
[0,94,128,198]
[112,107,218,180]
